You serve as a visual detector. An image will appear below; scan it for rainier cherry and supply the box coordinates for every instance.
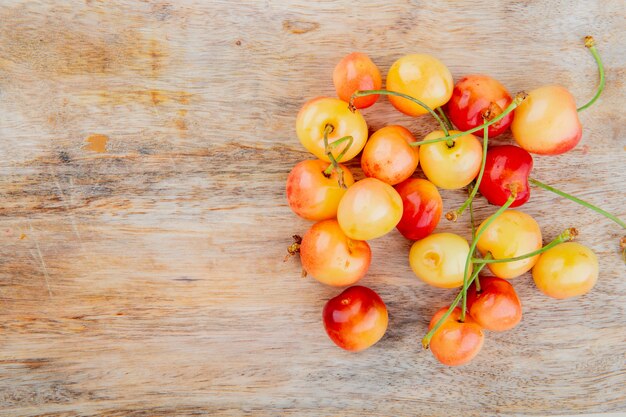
[467,276,522,332]
[361,125,419,185]
[428,306,484,366]
[479,145,533,208]
[532,242,598,299]
[419,130,482,190]
[323,286,388,351]
[337,178,403,241]
[447,75,514,138]
[296,97,368,162]
[333,52,382,109]
[395,178,443,241]
[512,86,582,155]
[409,233,472,288]
[386,54,453,117]
[286,160,355,220]
[476,210,542,279]
[300,219,371,287]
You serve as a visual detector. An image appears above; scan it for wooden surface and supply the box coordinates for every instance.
[1,0,625,415]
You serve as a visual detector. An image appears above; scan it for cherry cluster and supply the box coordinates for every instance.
[285,37,624,366]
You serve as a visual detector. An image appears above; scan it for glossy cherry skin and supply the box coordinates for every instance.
[361,125,419,185]
[428,306,484,366]
[386,54,453,116]
[300,219,371,287]
[479,145,533,208]
[476,210,542,279]
[532,242,598,299]
[467,276,522,332]
[333,52,382,109]
[337,178,403,241]
[394,178,443,241]
[286,160,355,220]
[409,233,472,289]
[447,75,514,138]
[512,85,582,155]
[296,97,368,162]
[323,286,388,351]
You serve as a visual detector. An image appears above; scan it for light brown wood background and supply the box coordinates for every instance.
[1,0,625,415]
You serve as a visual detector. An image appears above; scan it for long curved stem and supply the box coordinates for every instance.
[409,92,527,148]
[472,228,577,264]
[422,258,489,349]
[323,135,354,176]
[460,194,516,321]
[529,178,625,229]
[351,89,449,136]
[577,36,605,112]
[437,107,453,130]
[322,125,346,188]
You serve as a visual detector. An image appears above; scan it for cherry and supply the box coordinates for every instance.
[333,52,382,109]
[467,276,522,332]
[479,145,533,208]
[394,178,443,241]
[409,233,472,289]
[447,75,514,138]
[300,219,371,287]
[428,306,484,366]
[361,125,419,185]
[323,286,388,351]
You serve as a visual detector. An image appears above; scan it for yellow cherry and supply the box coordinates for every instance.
[409,233,472,288]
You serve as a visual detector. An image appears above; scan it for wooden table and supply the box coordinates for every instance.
[1,1,624,415]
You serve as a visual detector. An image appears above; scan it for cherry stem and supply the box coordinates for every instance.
[421,256,490,349]
[468,184,479,294]
[437,107,453,130]
[577,36,605,112]
[410,92,527,148]
[472,227,578,264]
[322,125,347,188]
[448,122,489,221]
[323,135,354,176]
[529,178,625,229]
[460,193,516,322]
[350,89,449,136]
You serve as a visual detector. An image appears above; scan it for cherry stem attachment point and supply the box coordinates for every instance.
[577,36,605,112]
[529,178,625,229]
[421,255,490,349]
[322,125,347,188]
[472,227,578,264]
[410,91,527,148]
[350,89,449,136]
[460,193,516,322]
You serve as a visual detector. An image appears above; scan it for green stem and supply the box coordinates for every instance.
[577,36,605,112]
[460,194,516,321]
[529,178,625,229]
[351,89,449,136]
[437,107,453,130]
[323,135,354,176]
[409,92,526,148]
[472,228,578,264]
[322,125,346,188]
[421,258,489,349]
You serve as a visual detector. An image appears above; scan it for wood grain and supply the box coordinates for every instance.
[0,0,625,415]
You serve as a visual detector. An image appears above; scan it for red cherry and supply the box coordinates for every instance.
[447,75,513,138]
[394,178,443,241]
[466,276,522,332]
[479,145,533,208]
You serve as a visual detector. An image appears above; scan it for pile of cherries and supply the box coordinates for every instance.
[285,37,624,366]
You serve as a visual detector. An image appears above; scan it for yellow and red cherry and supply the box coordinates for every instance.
[479,145,533,208]
[428,306,484,366]
[299,219,371,287]
[286,159,355,221]
[337,178,403,241]
[361,125,419,185]
[447,74,514,138]
[409,233,472,288]
[532,242,598,299]
[296,97,368,162]
[476,210,542,279]
[386,54,453,116]
[467,276,522,332]
[419,130,482,190]
[394,178,443,241]
[511,85,582,155]
[333,52,382,109]
[323,285,388,351]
